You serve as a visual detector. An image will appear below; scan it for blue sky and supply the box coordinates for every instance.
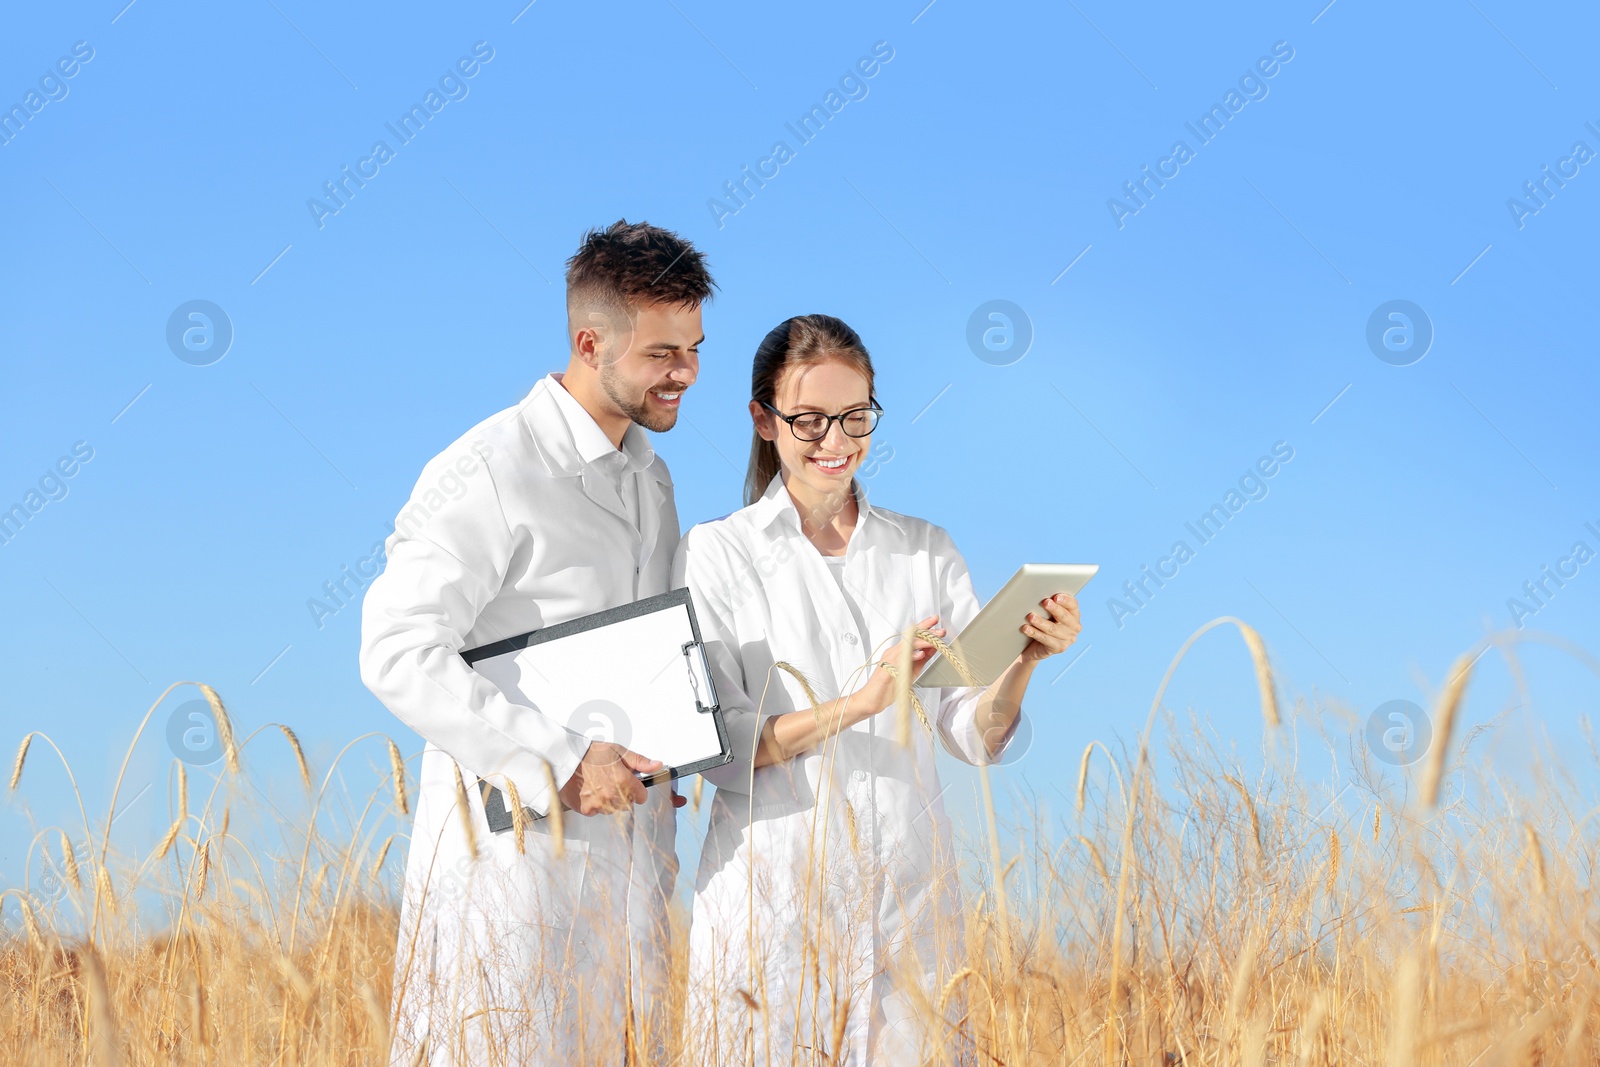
[3,0,1597,910]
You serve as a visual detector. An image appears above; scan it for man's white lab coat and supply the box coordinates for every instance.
[360,373,679,1066]
[673,474,1020,1065]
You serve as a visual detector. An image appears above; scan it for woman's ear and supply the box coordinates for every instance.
[749,399,777,443]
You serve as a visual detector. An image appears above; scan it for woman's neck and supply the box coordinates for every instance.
[781,472,859,556]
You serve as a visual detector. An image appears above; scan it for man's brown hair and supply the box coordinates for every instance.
[565,220,715,323]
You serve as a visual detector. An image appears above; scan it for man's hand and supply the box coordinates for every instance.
[557,742,662,815]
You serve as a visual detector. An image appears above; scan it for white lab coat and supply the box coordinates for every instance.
[360,373,680,1066]
[673,474,1019,1065]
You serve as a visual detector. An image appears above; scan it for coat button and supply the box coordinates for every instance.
[851,769,868,783]
[844,633,858,646]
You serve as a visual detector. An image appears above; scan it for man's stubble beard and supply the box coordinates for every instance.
[599,357,678,433]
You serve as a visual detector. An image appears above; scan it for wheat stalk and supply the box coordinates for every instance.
[937,967,980,1015]
[81,945,120,1067]
[451,761,478,862]
[1226,931,1261,1033]
[1420,652,1474,809]
[875,661,929,732]
[185,957,208,1052]
[843,802,862,853]
[1075,743,1095,814]
[1103,615,1280,1066]
[772,661,824,723]
[1523,822,1547,897]
[0,889,44,945]
[1076,835,1110,883]
[279,954,312,1006]
[828,991,850,1064]
[916,628,981,686]
[360,979,390,1053]
[155,819,184,862]
[1387,954,1422,1067]
[157,764,189,860]
[1223,774,1265,865]
[894,621,915,747]
[1296,993,1329,1067]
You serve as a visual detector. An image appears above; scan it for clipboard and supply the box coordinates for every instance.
[461,587,731,833]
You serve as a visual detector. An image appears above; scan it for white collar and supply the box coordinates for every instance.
[546,372,654,473]
[747,471,903,536]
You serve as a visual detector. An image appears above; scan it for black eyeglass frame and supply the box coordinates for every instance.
[758,399,885,442]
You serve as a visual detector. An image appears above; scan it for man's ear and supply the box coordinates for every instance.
[572,303,634,371]
[571,314,603,371]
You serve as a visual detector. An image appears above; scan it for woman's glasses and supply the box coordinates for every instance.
[760,401,884,442]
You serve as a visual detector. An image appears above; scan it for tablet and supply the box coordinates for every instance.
[913,563,1097,688]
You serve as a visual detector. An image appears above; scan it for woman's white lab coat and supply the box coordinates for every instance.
[360,373,680,1066]
[672,474,1019,1065]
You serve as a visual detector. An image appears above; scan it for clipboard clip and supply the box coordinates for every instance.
[682,640,720,715]
[478,776,543,832]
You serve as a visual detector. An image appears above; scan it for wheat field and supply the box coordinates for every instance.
[3,620,1596,1065]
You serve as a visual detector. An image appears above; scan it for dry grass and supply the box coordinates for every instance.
[2,630,1597,1065]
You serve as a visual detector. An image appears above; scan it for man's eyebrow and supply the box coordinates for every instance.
[644,335,706,350]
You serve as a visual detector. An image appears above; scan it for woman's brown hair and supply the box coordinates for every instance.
[744,314,876,506]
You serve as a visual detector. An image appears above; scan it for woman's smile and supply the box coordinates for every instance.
[806,452,856,475]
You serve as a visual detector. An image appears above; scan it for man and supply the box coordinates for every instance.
[360,220,714,1065]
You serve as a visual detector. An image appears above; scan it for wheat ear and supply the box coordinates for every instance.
[370,835,393,880]
[197,685,238,773]
[451,762,478,861]
[1236,623,1280,728]
[541,760,564,859]
[57,830,81,892]
[1420,652,1474,809]
[386,739,409,816]
[157,764,188,860]
[1076,743,1095,814]
[504,777,528,856]
[278,725,310,789]
[9,733,33,791]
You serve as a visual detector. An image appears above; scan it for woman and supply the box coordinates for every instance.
[673,315,1081,1065]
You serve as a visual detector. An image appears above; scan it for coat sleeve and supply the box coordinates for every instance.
[926,526,1023,766]
[359,445,591,817]
[672,525,765,794]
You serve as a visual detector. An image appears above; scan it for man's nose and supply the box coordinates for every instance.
[672,352,699,386]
